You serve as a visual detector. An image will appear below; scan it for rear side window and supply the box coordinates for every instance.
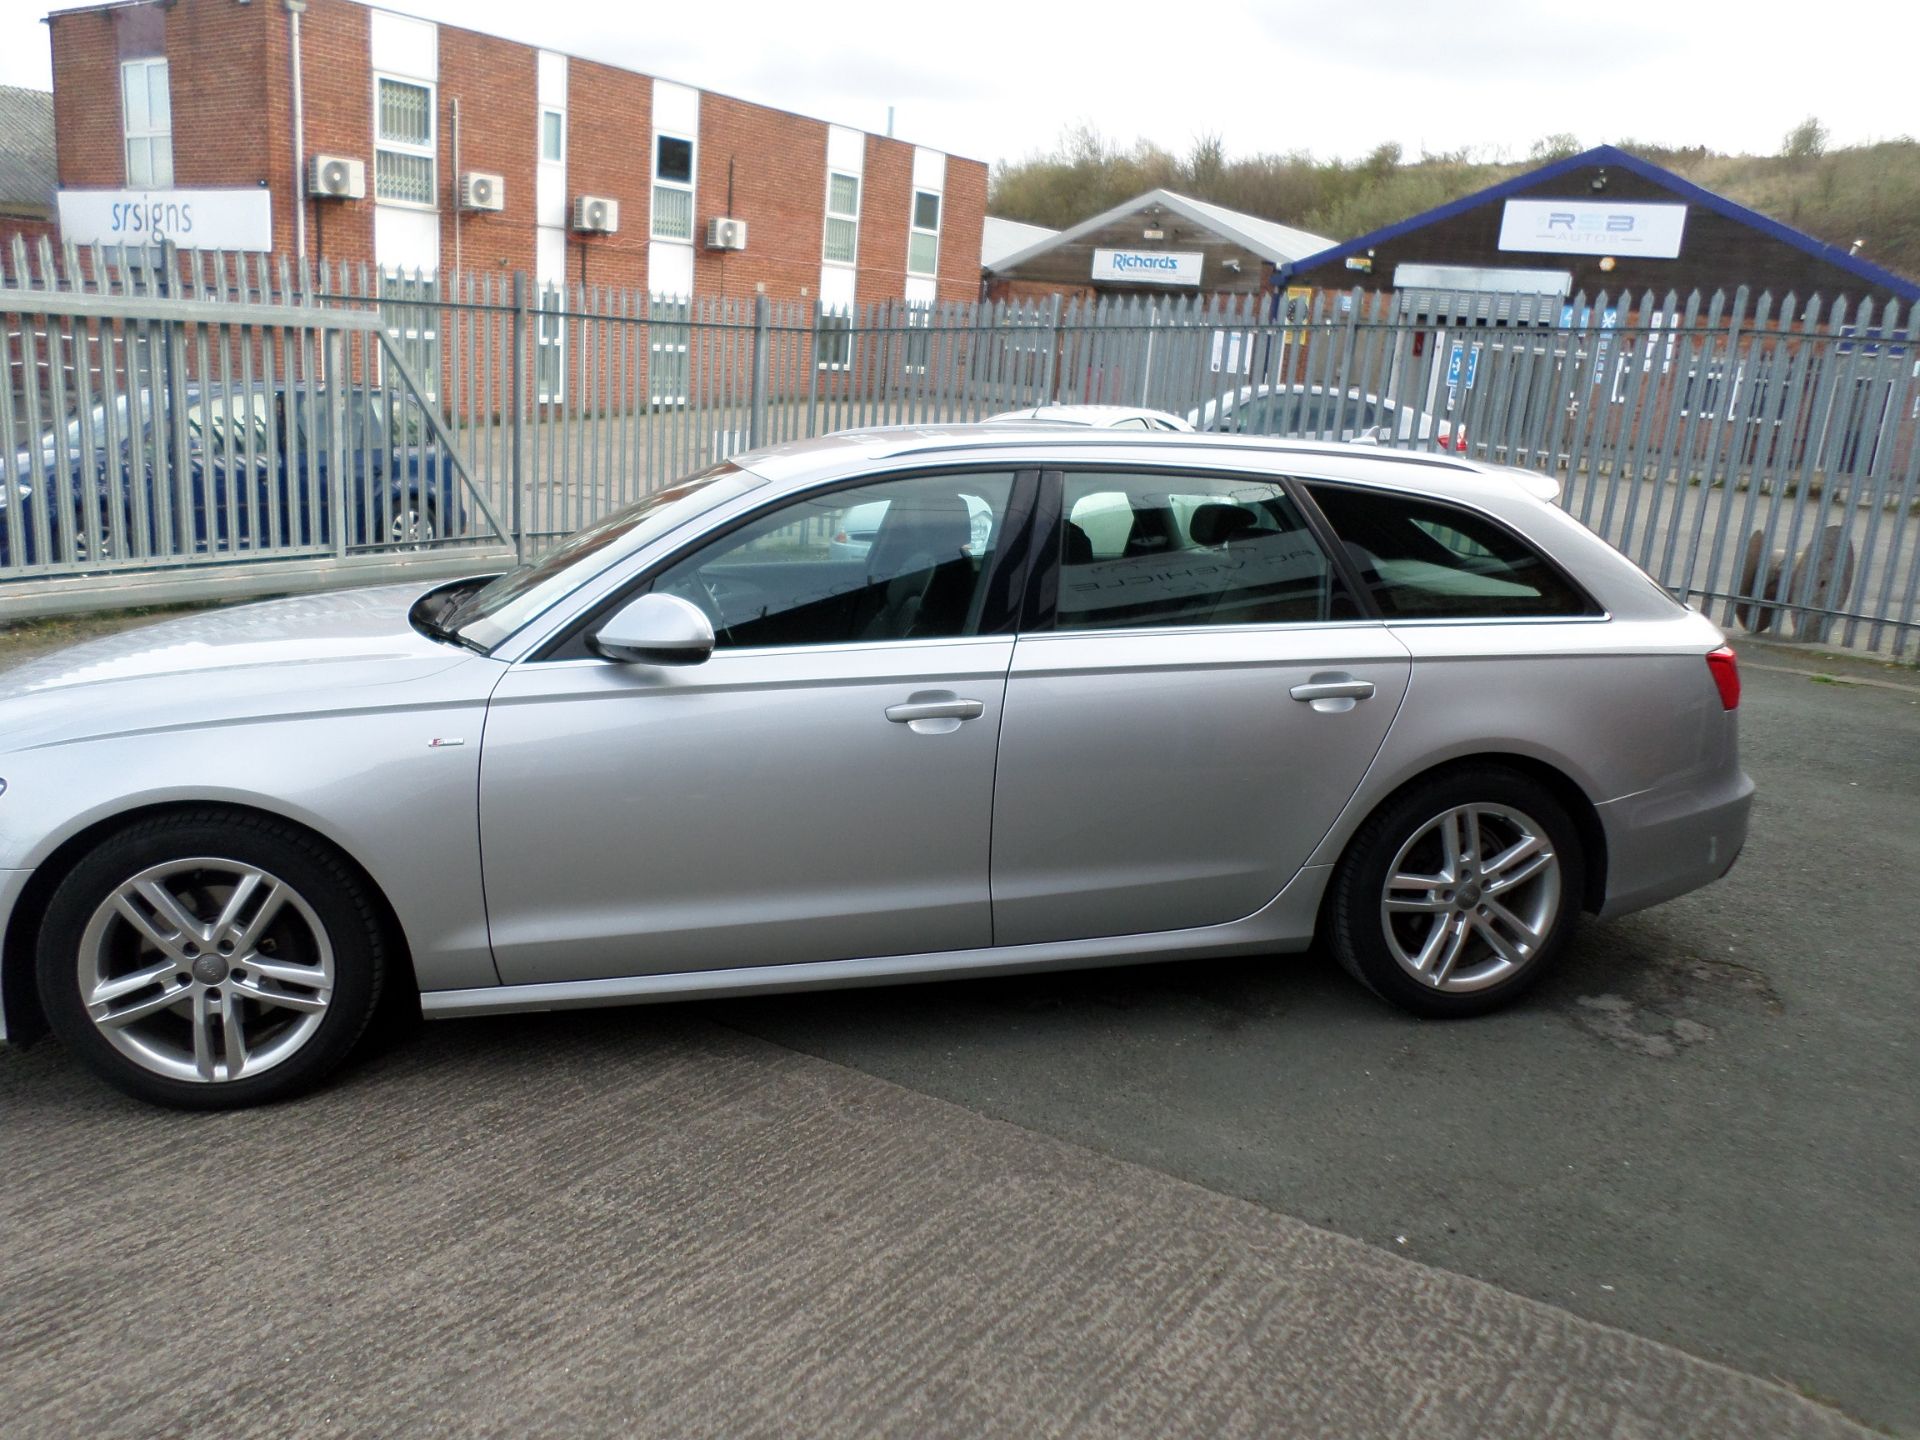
[1305,484,1598,620]
[1055,471,1355,631]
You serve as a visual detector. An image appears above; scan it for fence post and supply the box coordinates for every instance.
[1043,292,1063,404]
[509,269,527,559]
[749,291,770,449]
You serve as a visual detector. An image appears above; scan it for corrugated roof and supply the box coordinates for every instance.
[988,188,1333,275]
[982,216,1057,269]
[0,86,56,217]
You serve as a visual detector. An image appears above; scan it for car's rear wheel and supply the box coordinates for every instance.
[1329,767,1582,1017]
[389,498,437,549]
[37,813,387,1109]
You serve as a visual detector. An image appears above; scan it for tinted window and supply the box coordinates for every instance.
[652,472,1016,649]
[1056,471,1352,631]
[1306,484,1597,619]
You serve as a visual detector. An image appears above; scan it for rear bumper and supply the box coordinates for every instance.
[0,867,39,1045]
[1595,768,1755,919]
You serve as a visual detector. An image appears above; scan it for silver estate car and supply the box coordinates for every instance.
[0,428,1753,1108]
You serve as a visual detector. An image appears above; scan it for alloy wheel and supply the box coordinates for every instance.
[1378,803,1562,993]
[75,857,335,1084]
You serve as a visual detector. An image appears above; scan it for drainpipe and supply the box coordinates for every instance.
[451,96,461,277]
[286,0,309,262]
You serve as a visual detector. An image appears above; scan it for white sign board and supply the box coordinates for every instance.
[1091,248,1204,287]
[1498,199,1687,259]
[57,188,274,253]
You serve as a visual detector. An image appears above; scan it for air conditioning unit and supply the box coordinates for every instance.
[572,195,619,234]
[459,172,505,212]
[307,154,366,201]
[704,216,748,251]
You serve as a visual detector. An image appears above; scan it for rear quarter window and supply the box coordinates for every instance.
[1305,483,1599,620]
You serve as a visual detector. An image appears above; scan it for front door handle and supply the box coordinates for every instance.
[1289,678,1375,702]
[886,696,986,723]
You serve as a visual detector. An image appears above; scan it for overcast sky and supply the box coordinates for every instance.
[7,0,1918,174]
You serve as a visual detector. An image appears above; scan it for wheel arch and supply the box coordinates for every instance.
[2,799,419,1046]
[1321,752,1608,917]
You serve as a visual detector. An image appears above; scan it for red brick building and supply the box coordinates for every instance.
[43,0,986,315]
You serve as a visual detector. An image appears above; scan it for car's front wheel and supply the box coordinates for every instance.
[1328,767,1583,1017]
[37,812,388,1108]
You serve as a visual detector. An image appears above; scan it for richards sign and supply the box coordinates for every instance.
[1498,199,1687,259]
[56,188,274,253]
[1091,248,1204,287]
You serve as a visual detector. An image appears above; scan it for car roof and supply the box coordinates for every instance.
[736,424,1555,508]
[991,404,1191,428]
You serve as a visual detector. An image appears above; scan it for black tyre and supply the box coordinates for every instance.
[1328,766,1584,1018]
[37,811,388,1109]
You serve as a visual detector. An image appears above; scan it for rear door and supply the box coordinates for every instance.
[989,467,1412,945]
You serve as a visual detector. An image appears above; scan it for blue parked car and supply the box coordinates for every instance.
[178,385,466,552]
[1,384,467,567]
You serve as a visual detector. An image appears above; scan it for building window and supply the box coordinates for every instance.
[536,285,564,404]
[540,109,565,164]
[652,134,694,241]
[908,189,940,276]
[375,76,436,207]
[823,171,859,265]
[121,58,172,188]
[904,303,932,375]
[816,312,852,370]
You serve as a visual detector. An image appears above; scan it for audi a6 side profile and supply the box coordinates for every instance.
[0,428,1753,1108]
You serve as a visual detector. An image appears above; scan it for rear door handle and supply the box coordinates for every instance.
[1290,676,1375,703]
[886,696,986,723]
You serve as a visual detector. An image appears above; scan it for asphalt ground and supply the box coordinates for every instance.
[0,616,1913,1435]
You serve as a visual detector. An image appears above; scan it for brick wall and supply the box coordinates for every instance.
[693,92,825,306]
[46,0,989,309]
[564,57,651,295]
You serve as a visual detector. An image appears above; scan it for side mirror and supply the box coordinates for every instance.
[590,592,715,666]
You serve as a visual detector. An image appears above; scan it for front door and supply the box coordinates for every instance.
[990,468,1411,945]
[480,467,1031,984]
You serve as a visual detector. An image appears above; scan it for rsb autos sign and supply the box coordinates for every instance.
[56,188,274,253]
[1498,199,1688,259]
[1091,248,1205,286]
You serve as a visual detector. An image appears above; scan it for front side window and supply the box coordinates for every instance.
[908,189,941,275]
[375,76,436,206]
[1305,484,1598,620]
[823,171,860,264]
[122,58,172,188]
[651,471,1016,649]
[1056,471,1350,632]
[652,134,694,240]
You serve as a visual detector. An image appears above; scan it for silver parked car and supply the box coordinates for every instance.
[0,427,1752,1108]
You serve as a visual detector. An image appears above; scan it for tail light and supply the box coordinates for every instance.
[1706,645,1740,710]
[1454,427,1469,452]
[832,530,848,545]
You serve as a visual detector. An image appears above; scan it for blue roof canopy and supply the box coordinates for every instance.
[1281,145,1918,305]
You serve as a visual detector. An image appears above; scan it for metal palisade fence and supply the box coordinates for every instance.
[4,238,1920,656]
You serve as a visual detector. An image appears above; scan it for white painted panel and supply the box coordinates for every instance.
[904,275,936,305]
[818,264,855,310]
[1091,248,1202,286]
[538,51,567,108]
[537,227,566,287]
[649,240,694,299]
[58,188,272,251]
[911,147,945,194]
[375,204,440,275]
[537,163,566,229]
[653,79,700,136]
[827,125,865,177]
[1498,199,1688,259]
[370,10,436,81]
